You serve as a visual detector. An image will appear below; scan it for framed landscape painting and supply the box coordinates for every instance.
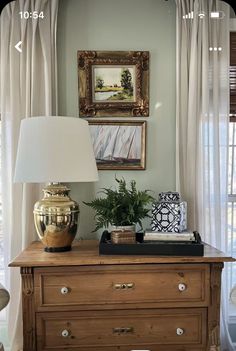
[78,51,149,117]
[92,65,136,103]
[88,121,146,170]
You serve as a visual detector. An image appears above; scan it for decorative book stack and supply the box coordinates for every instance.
[151,191,187,233]
[111,230,136,244]
[143,230,195,243]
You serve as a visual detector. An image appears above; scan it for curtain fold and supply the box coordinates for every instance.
[0,0,58,349]
[176,0,234,350]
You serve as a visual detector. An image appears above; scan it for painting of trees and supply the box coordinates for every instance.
[96,76,104,89]
[121,68,133,93]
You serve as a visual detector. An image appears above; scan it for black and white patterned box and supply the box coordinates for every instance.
[151,192,187,232]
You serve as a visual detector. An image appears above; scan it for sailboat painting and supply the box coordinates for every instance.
[89,121,146,170]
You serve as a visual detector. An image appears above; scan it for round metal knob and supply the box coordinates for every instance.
[176,328,184,335]
[61,329,70,337]
[61,287,69,295]
[178,283,186,291]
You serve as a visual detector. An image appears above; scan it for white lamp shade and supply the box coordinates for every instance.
[14,116,98,183]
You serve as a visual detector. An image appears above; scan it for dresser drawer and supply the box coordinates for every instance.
[36,347,205,351]
[36,308,207,350]
[35,264,209,310]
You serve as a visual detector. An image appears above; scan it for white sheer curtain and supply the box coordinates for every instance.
[0,0,58,349]
[176,0,234,350]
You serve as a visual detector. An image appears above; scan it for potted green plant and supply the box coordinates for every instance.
[84,177,154,232]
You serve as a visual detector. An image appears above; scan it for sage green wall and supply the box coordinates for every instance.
[57,0,176,238]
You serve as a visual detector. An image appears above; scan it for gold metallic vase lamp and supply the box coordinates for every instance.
[14,116,98,252]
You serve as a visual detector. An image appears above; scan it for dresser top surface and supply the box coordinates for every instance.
[9,240,235,267]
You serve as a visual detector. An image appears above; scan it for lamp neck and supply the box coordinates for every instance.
[43,183,70,198]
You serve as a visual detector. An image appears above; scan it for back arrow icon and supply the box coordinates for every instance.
[15,41,22,53]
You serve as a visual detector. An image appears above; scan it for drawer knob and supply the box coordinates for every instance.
[178,283,187,291]
[114,283,135,290]
[61,329,70,337]
[61,287,69,295]
[176,328,184,335]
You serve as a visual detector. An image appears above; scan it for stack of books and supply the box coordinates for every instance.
[143,230,195,243]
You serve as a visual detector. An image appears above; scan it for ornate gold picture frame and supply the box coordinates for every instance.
[78,51,149,117]
[88,120,146,170]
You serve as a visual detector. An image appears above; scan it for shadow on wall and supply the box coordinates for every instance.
[69,182,98,239]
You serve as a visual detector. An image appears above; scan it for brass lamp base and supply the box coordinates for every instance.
[33,183,80,252]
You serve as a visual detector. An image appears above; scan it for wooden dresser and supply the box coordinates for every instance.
[9,240,235,351]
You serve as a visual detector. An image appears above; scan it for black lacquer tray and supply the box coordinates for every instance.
[99,231,204,256]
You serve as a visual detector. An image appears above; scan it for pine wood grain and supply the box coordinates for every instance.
[34,264,209,311]
[9,240,235,268]
[36,309,207,349]
[9,240,235,351]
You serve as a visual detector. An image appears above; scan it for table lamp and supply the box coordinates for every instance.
[14,116,98,252]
